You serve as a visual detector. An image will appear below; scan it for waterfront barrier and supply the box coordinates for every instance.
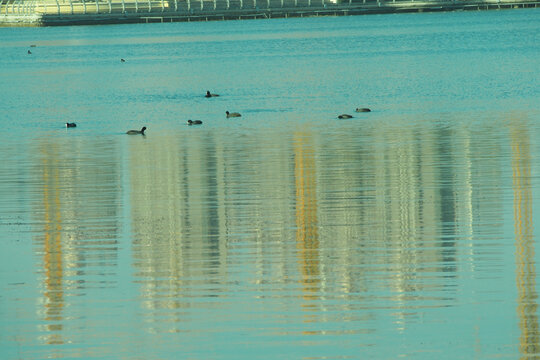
[0,0,538,26]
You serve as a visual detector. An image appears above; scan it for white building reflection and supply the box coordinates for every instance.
[128,133,228,323]
[33,138,121,345]
[125,116,538,344]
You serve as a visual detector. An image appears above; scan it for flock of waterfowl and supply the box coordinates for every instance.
[64,89,371,134]
[27,51,372,133]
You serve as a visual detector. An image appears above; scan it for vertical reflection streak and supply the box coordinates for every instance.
[39,153,64,345]
[511,123,539,358]
[293,133,321,317]
[460,132,475,272]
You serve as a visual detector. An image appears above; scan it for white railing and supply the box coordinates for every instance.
[0,0,536,16]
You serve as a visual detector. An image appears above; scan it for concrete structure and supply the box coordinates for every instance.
[0,0,538,26]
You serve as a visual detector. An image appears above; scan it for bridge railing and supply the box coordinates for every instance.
[0,0,536,16]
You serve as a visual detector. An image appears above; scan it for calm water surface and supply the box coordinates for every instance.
[1,9,539,360]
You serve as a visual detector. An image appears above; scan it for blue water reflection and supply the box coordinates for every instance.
[1,8,539,360]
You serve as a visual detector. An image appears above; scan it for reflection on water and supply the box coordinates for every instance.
[511,120,539,358]
[1,108,538,358]
[129,132,230,325]
[294,131,322,318]
[32,138,121,347]
[1,10,539,360]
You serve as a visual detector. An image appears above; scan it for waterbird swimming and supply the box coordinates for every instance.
[126,126,146,135]
[338,114,353,119]
[355,108,371,112]
[226,111,241,118]
[121,58,126,62]
[205,91,219,98]
[66,122,77,128]
[187,120,203,125]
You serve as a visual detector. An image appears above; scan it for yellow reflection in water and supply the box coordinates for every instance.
[39,150,65,346]
[510,119,539,358]
[293,133,321,316]
[33,139,121,347]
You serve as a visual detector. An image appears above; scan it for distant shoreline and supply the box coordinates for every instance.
[1,0,537,26]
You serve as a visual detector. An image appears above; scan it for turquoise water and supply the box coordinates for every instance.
[1,9,539,359]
